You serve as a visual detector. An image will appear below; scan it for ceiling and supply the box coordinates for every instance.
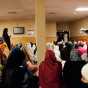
[0,0,88,22]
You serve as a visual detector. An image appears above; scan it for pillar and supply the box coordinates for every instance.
[35,0,46,63]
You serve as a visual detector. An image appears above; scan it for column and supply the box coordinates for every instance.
[35,0,46,63]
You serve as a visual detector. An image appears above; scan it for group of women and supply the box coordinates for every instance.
[0,28,88,88]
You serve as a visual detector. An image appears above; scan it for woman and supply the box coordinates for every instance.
[1,47,39,88]
[80,63,88,88]
[0,37,9,65]
[2,28,11,50]
[63,61,86,88]
[70,44,81,61]
[39,49,62,88]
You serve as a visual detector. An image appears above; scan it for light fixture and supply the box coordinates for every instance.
[8,11,17,14]
[75,7,88,11]
[48,12,56,14]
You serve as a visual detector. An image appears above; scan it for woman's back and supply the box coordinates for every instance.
[39,49,62,88]
[1,47,39,88]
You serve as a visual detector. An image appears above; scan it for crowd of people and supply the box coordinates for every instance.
[39,41,88,88]
[0,28,88,88]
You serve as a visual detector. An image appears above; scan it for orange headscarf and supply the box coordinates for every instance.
[0,43,6,51]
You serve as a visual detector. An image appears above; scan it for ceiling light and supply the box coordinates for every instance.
[75,7,88,11]
[48,12,56,14]
[8,11,17,14]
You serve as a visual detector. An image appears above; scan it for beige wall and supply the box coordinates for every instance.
[57,22,70,32]
[0,20,56,44]
[69,18,88,41]
[46,22,56,37]
[0,20,34,37]
[46,22,57,42]
[70,18,88,37]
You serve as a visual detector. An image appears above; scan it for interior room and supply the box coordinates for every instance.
[0,0,88,88]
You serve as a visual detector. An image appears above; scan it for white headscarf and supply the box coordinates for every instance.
[54,45,62,62]
[81,63,88,81]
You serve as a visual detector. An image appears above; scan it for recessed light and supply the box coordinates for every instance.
[48,12,56,14]
[8,11,17,14]
[75,7,88,11]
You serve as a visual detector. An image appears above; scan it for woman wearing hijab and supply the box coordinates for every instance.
[80,63,88,88]
[2,28,11,50]
[1,47,39,88]
[0,37,9,65]
[39,49,62,88]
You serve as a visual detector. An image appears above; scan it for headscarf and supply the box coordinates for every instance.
[81,63,88,82]
[0,41,6,64]
[39,49,62,88]
[54,45,61,62]
[6,47,25,69]
[45,49,57,63]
